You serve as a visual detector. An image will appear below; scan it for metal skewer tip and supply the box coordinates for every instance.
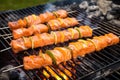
[0,27,9,29]
[2,65,24,73]
[92,27,101,30]
[68,11,76,14]
[77,19,83,22]
[0,34,12,37]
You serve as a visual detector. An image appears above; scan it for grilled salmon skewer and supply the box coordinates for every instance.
[24,33,119,70]
[10,26,92,53]
[12,17,79,39]
[8,10,68,30]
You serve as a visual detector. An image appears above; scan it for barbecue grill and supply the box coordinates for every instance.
[0,0,120,80]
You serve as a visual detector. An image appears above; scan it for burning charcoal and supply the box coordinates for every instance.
[97,0,112,15]
[112,0,120,5]
[79,1,88,9]
[0,65,19,80]
[91,0,97,3]
[110,7,120,19]
[0,65,27,80]
[87,5,99,12]
[18,69,28,80]
[89,1,97,6]
[0,73,9,80]
[111,20,120,26]
[87,12,95,18]
[9,71,19,80]
[106,12,115,20]
[87,10,102,18]
[100,16,105,20]
[0,65,14,72]
[112,3,120,8]
[94,10,102,17]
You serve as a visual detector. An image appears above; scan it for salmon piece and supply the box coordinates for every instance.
[55,10,67,18]
[48,19,61,30]
[24,14,41,26]
[48,33,55,45]
[36,34,45,47]
[50,50,64,64]
[8,19,27,30]
[105,33,119,46]
[57,18,66,28]
[24,55,44,70]
[47,12,56,20]
[59,31,65,43]
[23,37,32,49]
[86,40,96,54]
[39,9,67,23]
[62,18,79,28]
[66,18,79,26]
[54,47,71,61]
[39,12,56,23]
[39,13,48,23]
[68,28,79,40]
[40,33,54,46]
[69,42,84,58]
[32,35,42,48]
[43,54,53,66]
[55,32,62,43]
[91,37,102,51]
[12,24,48,39]
[63,19,70,27]
[24,54,52,70]
[79,26,92,38]
[46,12,56,22]
[77,41,88,57]
[12,28,33,39]
[24,34,44,49]
[23,28,33,36]
[48,18,78,30]
[32,24,48,34]
[10,38,27,53]
[12,28,24,39]
[63,30,72,41]
[88,36,103,51]
[95,36,108,49]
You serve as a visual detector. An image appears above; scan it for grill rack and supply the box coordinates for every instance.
[0,0,120,80]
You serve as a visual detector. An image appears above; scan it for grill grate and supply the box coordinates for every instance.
[0,0,120,80]
[100,69,120,80]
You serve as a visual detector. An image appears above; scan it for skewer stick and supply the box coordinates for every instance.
[77,19,83,22]
[2,65,24,73]
[67,11,76,14]
[0,34,12,37]
[92,27,100,30]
